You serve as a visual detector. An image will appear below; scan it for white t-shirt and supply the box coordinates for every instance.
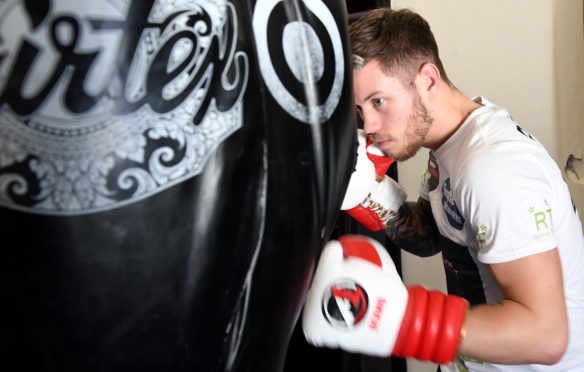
[419,97,584,371]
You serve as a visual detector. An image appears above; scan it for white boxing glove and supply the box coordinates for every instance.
[302,235,467,364]
[341,130,407,231]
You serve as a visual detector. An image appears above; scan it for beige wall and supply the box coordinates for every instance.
[389,1,584,371]
[555,0,584,216]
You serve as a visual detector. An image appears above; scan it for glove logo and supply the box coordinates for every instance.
[322,280,369,330]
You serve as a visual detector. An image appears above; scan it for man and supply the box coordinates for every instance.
[302,7,584,371]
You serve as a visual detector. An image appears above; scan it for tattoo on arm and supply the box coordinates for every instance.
[385,197,441,257]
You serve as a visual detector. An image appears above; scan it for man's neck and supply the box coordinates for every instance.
[426,87,482,151]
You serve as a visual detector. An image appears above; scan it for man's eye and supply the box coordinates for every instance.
[373,98,384,106]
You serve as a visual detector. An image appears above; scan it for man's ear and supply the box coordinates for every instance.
[416,62,441,94]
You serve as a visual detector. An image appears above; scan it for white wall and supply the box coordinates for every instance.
[389,1,584,371]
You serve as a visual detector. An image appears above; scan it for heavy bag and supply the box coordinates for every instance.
[0,1,356,371]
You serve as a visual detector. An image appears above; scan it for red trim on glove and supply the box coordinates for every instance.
[392,286,415,357]
[367,152,395,179]
[339,235,383,267]
[392,285,467,365]
[417,290,445,361]
[400,286,429,357]
[434,294,467,364]
[345,206,385,231]
[365,137,395,179]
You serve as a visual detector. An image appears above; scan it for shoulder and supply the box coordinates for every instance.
[458,143,553,206]
[455,99,550,190]
[463,97,539,151]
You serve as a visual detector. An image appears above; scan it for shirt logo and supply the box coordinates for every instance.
[442,178,464,230]
[516,124,534,140]
[528,200,553,238]
[427,152,439,192]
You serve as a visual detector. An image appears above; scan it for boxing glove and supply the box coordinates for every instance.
[302,235,467,365]
[341,130,407,231]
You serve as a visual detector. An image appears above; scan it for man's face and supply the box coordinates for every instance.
[353,60,433,161]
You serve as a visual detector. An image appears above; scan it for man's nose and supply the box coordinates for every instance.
[362,112,381,135]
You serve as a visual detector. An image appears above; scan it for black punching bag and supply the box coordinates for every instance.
[0,1,356,371]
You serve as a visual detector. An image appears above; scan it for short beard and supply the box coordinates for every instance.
[392,92,433,161]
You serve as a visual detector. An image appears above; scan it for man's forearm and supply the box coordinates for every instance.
[384,198,440,257]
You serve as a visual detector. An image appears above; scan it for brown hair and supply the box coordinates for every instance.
[349,8,452,87]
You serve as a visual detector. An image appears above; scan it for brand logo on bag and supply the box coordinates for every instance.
[0,0,248,215]
[252,0,344,125]
[322,279,368,329]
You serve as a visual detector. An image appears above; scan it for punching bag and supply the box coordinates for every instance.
[0,1,356,371]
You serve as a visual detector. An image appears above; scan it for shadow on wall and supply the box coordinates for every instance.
[566,154,584,186]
